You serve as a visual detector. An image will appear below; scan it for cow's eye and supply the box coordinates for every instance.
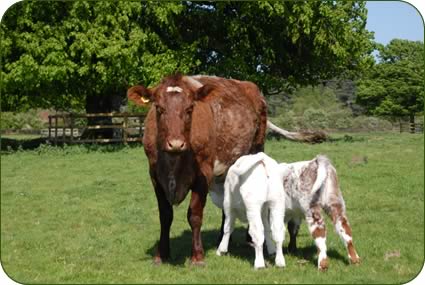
[186,105,194,115]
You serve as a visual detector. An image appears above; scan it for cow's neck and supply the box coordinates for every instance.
[157,151,195,205]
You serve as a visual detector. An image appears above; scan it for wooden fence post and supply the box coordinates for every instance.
[70,114,74,144]
[54,116,58,145]
[62,114,66,143]
[48,116,52,142]
[123,113,128,145]
[410,123,415,134]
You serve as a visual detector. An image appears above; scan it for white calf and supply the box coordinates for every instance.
[281,155,360,270]
[216,152,286,269]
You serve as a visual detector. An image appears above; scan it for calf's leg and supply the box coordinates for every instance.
[246,206,266,269]
[216,208,235,256]
[306,205,329,271]
[262,207,276,256]
[269,202,286,268]
[287,218,301,254]
[327,202,360,264]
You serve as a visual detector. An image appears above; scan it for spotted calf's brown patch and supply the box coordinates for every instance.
[310,208,326,238]
[299,160,318,192]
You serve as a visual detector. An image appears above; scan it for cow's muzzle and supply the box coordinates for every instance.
[165,139,187,152]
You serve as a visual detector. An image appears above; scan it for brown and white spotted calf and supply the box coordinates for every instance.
[280,155,360,270]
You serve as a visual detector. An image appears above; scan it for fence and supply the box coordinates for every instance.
[47,112,146,144]
[399,122,424,134]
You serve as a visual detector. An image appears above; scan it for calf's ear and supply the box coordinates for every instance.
[194,84,215,101]
[127,85,152,106]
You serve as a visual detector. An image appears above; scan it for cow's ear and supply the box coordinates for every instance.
[127,85,152,106]
[194,84,215,101]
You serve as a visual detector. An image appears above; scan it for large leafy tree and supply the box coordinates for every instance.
[176,1,375,94]
[1,1,198,112]
[356,39,424,124]
[1,0,375,113]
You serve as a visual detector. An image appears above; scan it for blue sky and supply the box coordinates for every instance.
[366,1,424,44]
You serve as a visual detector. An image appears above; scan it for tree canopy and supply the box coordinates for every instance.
[1,1,198,112]
[1,1,375,112]
[176,1,375,94]
[356,39,424,122]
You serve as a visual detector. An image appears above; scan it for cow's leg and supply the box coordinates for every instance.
[327,202,360,265]
[153,182,173,264]
[287,218,301,254]
[306,205,328,271]
[247,206,266,269]
[187,177,208,265]
[269,202,286,268]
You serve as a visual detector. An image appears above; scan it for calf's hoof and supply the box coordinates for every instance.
[350,255,361,265]
[275,256,286,268]
[216,249,227,256]
[318,258,329,271]
[254,260,266,270]
[254,264,266,270]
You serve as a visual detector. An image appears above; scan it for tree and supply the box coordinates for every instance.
[2,1,376,141]
[175,1,375,94]
[1,1,198,113]
[356,39,424,126]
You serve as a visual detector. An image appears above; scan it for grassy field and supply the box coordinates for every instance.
[1,132,423,284]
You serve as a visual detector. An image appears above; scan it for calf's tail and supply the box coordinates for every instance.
[232,152,268,177]
[311,155,330,193]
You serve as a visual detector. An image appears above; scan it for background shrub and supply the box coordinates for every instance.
[1,110,45,130]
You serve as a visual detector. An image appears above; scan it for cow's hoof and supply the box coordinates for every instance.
[190,259,206,267]
[153,256,163,265]
[216,249,226,256]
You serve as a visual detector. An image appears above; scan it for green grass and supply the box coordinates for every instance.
[1,133,423,283]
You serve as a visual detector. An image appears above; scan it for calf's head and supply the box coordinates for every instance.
[127,74,211,153]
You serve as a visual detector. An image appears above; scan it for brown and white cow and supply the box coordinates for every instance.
[127,74,267,265]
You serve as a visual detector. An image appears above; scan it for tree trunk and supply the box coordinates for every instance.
[81,93,124,139]
[267,120,328,143]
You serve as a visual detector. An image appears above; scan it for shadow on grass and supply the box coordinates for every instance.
[145,227,253,266]
[145,226,348,267]
[327,134,366,143]
[0,137,47,151]
[0,136,143,153]
[288,244,350,267]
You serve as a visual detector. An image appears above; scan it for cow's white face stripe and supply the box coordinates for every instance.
[166,86,183,93]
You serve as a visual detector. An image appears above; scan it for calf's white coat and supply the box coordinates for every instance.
[216,152,286,269]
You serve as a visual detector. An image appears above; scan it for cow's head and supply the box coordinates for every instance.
[127,74,212,153]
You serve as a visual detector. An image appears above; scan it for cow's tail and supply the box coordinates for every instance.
[231,152,268,177]
[311,155,330,193]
